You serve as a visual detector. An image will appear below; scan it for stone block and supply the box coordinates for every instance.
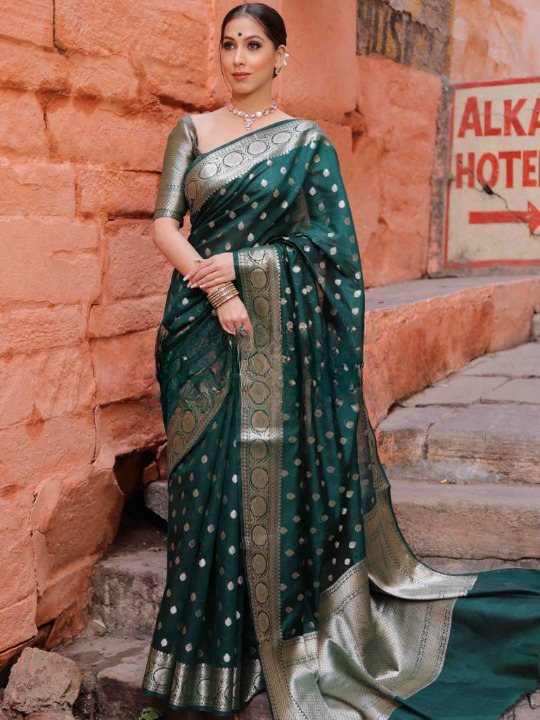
[363,277,540,423]
[96,396,165,457]
[4,647,81,713]
[364,284,493,423]
[482,378,540,404]
[0,89,47,157]
[462,342,540,378]
[353,55,442,286]
[0,1,51,44]
[103,219,172,302]
[426,403,540,484]
[88,548,166,636]
[0,218,100,305]
[279,0,357,123]
[0,412,95,486]
[144,480,167,520]
[88,295,165,338]
[0,592,38,651]
[0,305,87,355]
[78,167,158,217]
[0,345,95,431]
[390,479,540,560]
[91,329,158,404]
[375,404,453,466]
[36,555,99,628]
[54,636,154,719]
[47,100,171,169]
[0,486,38,610]
[30,464,123,588]
[0,161,75,216]
[490,281,537,351]
[400,374,506,407]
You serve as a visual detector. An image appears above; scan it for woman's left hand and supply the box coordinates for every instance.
[185,252,235,291]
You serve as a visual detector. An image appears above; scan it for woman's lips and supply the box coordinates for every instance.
[232,73,250,78]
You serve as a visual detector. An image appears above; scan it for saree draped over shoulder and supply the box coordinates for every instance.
[141,114,540,719]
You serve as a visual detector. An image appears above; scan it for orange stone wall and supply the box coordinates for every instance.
[451,0,540,83]
[0,0,537,657]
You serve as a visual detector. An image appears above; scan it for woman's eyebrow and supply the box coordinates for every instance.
[222,34,263,40]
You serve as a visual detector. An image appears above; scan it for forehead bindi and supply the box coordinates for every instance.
[223,33,264,40]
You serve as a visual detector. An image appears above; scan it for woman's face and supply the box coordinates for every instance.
[221,15,283,94]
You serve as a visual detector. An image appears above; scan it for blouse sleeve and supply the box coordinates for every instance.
[153,115,197,225]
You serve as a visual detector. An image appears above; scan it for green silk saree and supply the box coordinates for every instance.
[141,115,540,719]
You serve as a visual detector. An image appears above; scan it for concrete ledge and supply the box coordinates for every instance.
[389,478,540,560]
[364,274,540,424]
[377,343,540,484]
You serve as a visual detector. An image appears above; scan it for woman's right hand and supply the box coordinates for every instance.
[215,295,252,337]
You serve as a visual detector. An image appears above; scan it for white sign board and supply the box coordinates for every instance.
[446,77,540,269]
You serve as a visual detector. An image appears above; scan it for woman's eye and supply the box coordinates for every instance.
[222,41,260,50]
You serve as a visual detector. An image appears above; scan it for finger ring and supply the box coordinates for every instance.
[236,324,248,337]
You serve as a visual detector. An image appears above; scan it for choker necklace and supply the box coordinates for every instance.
[227,100,278,130]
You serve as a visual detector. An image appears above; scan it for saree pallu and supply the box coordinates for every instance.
[141,115,540,719]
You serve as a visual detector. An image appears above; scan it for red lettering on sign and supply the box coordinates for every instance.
[458,97,482,137]
[523,149,537,186]
[503,98,527,136]
[477,153,499,186]
[456,152,475,188]
[469,201,540,232]
[499,150,521,188]
[485,101,502,135]
[529,98,540,136]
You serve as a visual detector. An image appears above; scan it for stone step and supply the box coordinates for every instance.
[54,597,538,720]
[54,516,538,719]
[363,274,539,424]
[389,478,540,562]
[88,547,166,637]
[377,343,540,485]
[54,634,271,719]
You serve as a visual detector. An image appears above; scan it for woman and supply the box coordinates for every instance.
[141,4,539,719]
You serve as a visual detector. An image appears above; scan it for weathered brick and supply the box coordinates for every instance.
[0,345,95,431]
[96,396,165,456]
[0,412,95,486]
[0,305,86,355]
[103,219,171,302]
[0,88,47,157]
[91,329,158,404]
[31,464,124,595]
[0,217,101,304]
[88,295,165,339]
[78,167,158,217]
[0,160,75,216]
[0,0,52,46]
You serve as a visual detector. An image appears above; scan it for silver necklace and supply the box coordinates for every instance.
[227,100,278,130]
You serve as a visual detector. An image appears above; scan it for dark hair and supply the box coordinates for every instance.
[220,3,288,79]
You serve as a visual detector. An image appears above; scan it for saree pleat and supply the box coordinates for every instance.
[142,114,540,718]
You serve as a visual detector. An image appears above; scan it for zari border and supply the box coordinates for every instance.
[236,246,307,720]
[142,646,265,712]
[185,119,322,218]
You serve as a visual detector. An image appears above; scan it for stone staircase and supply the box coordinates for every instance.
[379,341,540,573]
[51,275,540,720]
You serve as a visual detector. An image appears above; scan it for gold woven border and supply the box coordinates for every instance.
[142,646,265,712]
[185,119,321,217]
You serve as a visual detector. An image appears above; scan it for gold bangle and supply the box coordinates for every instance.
[207,283,239,309]
[208,281,237,299]
[212,291,239,309]
[208,287,237,303]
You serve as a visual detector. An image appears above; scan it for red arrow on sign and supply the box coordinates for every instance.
[469,201,540,233]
